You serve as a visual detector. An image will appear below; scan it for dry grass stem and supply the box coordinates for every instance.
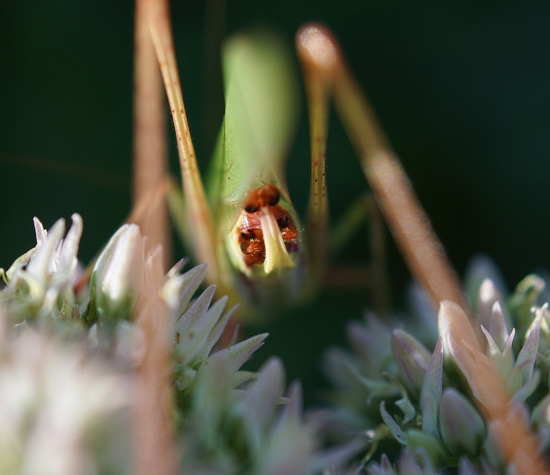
[133,0,170,270]
[132,251,176,475]
[132,3,176,472]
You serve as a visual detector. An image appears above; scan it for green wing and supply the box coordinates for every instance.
[207,29,300,235]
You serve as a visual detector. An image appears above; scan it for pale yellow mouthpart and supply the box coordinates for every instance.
[259,207,295,274]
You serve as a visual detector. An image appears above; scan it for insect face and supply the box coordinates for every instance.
[225,184,302,279]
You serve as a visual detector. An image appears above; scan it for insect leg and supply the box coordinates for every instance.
[327,194,389,315]
[297,26,389,314]
[296,26,331,296]
[296,24,546,473]
[141,0,219,285]
[297,23,466,311]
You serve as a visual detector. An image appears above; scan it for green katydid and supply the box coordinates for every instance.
[141,0,466,321]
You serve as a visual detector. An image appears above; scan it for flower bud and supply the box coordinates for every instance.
[439,388,485,456]
[3,215,83,322]
[391,329,431,396]
[90,225,144,326]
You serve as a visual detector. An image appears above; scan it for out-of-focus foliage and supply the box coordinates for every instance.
[0,216,324,474]
[319,256,550,473]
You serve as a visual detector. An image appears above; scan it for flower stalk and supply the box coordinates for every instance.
[133,0,170,270]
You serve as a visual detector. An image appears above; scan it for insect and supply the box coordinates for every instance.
[6,0,543,324]
[135,0,467,324]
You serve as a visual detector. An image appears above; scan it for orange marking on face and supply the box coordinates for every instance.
[243,184,281,213]
[281,228,297,240]
[238,185,300,268]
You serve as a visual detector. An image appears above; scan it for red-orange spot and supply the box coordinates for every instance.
[237,185,300,268]
[281,228,297,240]
[243,184,280,212]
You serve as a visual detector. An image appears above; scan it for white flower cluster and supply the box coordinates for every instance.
[0,324,131,475]
[0,215,323,474]
[0,214,83,323]
[321,256,550,473]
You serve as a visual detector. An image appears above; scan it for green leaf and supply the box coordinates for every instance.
[210,333,268,375]
[420,338,443,438]
[391,329,431,396]
[439,388,485,456]
[243,357,285,453]
[406,430,448,468]
[194,302,238,363]
[380,401,407,445]
[162,262,207,318]
[175,286,216,348]
[515,304,544,383]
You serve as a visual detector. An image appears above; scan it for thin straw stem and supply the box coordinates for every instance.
[133,0,170,270]
[133,251,177,475]
[131,3,176,474]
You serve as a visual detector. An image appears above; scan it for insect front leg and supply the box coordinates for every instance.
[296,23,466,312]
[297,27,389,315]
[326,193,389,315]
[140,0,222,292]
[296,26,549,472]
[297,40,330,298]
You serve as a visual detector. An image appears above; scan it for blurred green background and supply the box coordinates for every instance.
[2,0,550,400]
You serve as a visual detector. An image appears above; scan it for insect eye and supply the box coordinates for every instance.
[277,216,289,228]
[264,184,280,206]
[245,204,259,213]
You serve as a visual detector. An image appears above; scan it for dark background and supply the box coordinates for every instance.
[2,1,550,399]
